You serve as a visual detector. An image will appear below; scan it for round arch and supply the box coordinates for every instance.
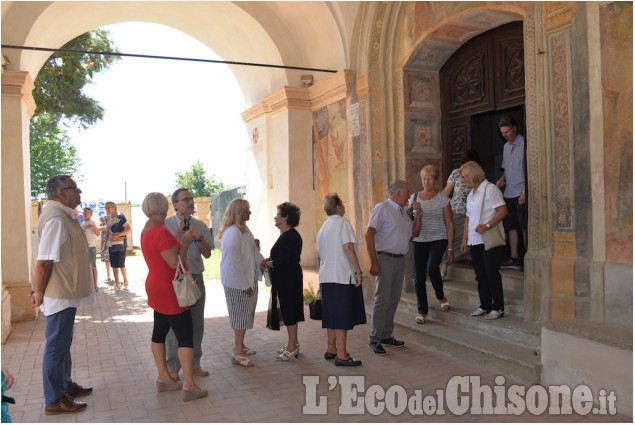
[2,1,351,107]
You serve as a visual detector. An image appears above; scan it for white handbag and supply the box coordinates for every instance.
[172,255,201,307]
[263,268,272,287]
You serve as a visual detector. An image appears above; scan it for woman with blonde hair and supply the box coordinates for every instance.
[410,164,454,324]
[459,161,508,320]
[140,192,207,402]
[218,199,264,367]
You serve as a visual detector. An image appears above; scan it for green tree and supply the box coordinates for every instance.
[30,113,81,199]
[174,160,229,197]
[33,29,120,128]
[30,29,119,198]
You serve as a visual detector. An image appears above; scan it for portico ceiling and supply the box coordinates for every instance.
[1,1,360,106]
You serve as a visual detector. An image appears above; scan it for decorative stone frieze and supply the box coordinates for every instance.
[545,1,576,35]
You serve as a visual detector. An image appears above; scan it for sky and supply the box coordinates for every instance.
[67,22,249,206]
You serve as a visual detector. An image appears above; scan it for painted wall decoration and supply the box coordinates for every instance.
[313,99,349,199]
[600,2,633,263]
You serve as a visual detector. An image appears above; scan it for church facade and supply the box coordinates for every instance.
[2,1,632,415]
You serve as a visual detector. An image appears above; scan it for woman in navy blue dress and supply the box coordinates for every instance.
[262,202,304,361]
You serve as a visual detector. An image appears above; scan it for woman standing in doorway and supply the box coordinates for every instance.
[410,164,454,324]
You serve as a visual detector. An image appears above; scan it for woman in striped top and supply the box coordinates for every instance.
[410,165,455,324]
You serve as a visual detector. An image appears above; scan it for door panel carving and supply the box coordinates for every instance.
[441,21,525,180]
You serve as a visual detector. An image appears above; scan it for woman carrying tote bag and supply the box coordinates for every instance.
[459,162,508,320]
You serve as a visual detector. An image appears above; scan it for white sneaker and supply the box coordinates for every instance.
[470,307,488,317]
[484,310,504,320]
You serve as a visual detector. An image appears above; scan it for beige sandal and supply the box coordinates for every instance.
[440,298,450,311]
[415,315,426,324]
[231,354,254,367]
[276,346,300,361]
[243,346,257,356]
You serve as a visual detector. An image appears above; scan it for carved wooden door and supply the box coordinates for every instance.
[441,21,525,181]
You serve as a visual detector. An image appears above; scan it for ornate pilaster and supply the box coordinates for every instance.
[1,68,37,324]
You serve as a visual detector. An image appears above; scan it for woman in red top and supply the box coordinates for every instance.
[140,192,207,402]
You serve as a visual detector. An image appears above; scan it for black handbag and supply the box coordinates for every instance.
[309,293,322,320]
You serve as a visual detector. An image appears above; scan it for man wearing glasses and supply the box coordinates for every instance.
[164,188,214,380]
[31,175,94,414]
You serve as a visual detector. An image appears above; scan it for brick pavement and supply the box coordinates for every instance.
[1,255,629,422]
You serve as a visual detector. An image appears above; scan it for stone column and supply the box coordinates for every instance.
[242,87,315,266]
[1,64,37,326]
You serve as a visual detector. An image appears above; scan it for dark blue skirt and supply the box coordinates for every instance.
[320,282,367,330]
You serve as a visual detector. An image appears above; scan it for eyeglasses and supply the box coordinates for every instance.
[177,197,194,203]
[62,186,79,191]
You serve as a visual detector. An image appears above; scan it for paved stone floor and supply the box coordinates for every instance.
[1,255,629,423]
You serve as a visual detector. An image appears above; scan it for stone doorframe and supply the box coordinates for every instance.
[361,3,552,323]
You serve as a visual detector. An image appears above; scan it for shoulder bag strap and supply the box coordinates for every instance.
[479,183,490,225]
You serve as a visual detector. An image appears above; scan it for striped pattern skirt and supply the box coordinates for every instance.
[223,279,259,330]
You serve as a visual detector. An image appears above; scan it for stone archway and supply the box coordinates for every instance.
[1,2,356,334]
[393,6,548,321]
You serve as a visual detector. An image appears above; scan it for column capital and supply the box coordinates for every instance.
[2,70,36,118]
[545,2,576,35]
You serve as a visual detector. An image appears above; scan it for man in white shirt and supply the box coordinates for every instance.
[365,180,419,355]
[82,207,100,291]
[31,175,95,415]
[164,188,214,380]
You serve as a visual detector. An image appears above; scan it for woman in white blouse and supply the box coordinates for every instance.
[459,161,508,320]
[218,199,264,366]
[316,193,366,366]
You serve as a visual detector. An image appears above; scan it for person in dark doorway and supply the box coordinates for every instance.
[495,115,527,271]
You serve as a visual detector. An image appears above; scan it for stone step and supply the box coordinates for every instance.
[399,291,539,347]
[404,279,524,317]
[390,307,542,385]
[444,261,525,294]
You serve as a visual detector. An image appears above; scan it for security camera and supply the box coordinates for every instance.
[301,74,314,87]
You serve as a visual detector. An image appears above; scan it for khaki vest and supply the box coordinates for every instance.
[35,200,92,299]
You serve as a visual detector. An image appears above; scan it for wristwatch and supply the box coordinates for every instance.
[486,223,491,229]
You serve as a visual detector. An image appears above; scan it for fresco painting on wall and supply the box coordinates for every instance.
[313,100,349,229]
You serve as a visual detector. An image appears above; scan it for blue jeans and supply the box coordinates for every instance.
[43,307,76,406]
[412,240,447,315]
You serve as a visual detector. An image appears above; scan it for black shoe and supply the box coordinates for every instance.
[335,356,362,367]
[368,342,386,355]
[324,352,336,360]
[380,337,405,347]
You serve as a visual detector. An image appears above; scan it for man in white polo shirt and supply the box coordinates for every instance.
[365,180,420,355]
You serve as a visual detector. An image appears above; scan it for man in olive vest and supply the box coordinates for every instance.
[31,175,95,415]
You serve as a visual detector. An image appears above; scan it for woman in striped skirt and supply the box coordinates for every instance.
[219,199,264,367]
